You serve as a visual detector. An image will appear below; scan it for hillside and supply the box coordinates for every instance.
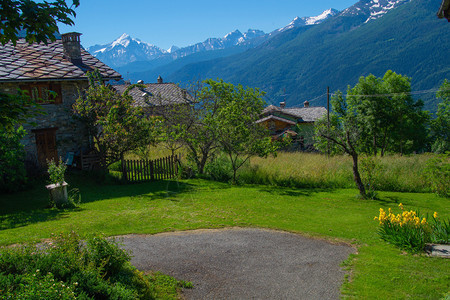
[168,0,449,111]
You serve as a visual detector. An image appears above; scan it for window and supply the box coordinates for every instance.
[19,83,62,104]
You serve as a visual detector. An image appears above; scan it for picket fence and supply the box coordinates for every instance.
[121,155,180,182]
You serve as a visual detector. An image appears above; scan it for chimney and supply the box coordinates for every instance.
[304,100,310,108]
[61,32,82,65]
[137,80,144,84]
[157,75,163,84]
[279,101,286,108]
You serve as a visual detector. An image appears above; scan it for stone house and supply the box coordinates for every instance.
[256,101,327,149]
[111,76,191,116]
[0,32,122,168]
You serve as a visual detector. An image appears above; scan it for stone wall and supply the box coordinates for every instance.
[0,80,91,166]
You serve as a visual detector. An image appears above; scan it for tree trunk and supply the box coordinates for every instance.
[351,152,366,198]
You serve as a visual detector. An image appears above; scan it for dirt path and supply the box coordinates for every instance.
[117,228,355,300]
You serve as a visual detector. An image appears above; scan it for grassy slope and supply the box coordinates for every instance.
[0,176,448,299]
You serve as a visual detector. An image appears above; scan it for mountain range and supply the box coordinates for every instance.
[86,8,339,74]
[87,0,449,111]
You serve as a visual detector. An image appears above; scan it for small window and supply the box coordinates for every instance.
[20,83,62,104]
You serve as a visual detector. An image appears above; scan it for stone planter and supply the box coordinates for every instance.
[46,181,68,207]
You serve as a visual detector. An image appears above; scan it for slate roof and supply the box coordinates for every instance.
[0,39,122,82]
[112,83,191,107]
[262,104,327,123]
[438,0,450,21]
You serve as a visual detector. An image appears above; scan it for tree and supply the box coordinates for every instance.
[211,79,276,183]
[346,71,428,156]
[159,81,221,175]
[315,91,367,198]
[73,72,160,170]
[431,79,450,153]
[159,79,276,180]
[0,90,43,131]
[0,0,79,45]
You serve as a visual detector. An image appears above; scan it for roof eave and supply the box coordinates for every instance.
[0,76,122,84]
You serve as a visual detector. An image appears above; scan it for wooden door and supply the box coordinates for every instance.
[34,128,58,167]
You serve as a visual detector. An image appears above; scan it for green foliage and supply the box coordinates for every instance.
[209,79,277,183]
[161,79,276,180]
[430,79,450,153]
[0,0,80,46]
[0,90,43,131]
[0,126,27,192]
[346,71,429,155]
[359,155,382,199]
[424,152,450,197]
[73,71,161,169]
[204,154,233,182]
[0,231,157,299]
[0,270,77,299]
[47,157,67,185]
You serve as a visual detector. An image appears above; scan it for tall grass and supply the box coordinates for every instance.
[123,144,433,193]
[240,152,431,193]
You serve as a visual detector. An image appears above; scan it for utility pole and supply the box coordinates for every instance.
[327,86,330,157]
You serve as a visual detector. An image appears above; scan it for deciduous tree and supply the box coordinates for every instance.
[73,72,160,170]
[0,0,79,45]
[431,79,450,153]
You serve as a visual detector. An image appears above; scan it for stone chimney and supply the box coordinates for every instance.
[137,80,144,84]
[157,75,163,84]
[279,101,286,108]
[303,100,310,108]
[61,32,82,65]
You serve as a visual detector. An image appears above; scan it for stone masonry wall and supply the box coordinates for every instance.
[0,81,91,166]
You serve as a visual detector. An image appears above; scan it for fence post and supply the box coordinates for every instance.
[150,159,154,181]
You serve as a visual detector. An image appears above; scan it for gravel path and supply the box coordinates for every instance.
[117,228,355,300]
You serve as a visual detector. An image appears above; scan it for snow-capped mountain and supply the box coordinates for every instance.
[87,33,167,67]
[278,8,340,32]
[341,0,412,23]
[171,29,266,59]
[86,8,338,68]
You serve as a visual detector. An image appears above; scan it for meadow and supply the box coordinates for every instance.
[0,151,449,299]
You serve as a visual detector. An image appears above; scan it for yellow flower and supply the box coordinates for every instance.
[433,212,438,219]
[421,218,427,225]
[398,203,404,210]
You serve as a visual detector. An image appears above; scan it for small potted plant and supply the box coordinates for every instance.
[45,157,68,207]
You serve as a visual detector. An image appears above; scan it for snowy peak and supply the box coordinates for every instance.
[167,45,180,53]
[306,8,340,25]
[341,0,411,23]
[279,8,339,32]
[86,33,166,67]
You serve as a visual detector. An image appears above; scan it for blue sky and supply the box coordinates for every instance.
[59,0,357,50]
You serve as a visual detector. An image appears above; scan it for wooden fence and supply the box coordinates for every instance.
[121,155,180,182]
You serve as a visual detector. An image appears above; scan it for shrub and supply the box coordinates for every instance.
[0,126,27,192]
[47,157,67,185]
[424,152,449,197]
[204,155,233,182]
[360,155,382,199]
[374,204,449,253]
[0,231,157,299]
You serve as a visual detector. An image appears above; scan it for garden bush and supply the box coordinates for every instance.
[0,231,156,299]
[374,204,449,253]
[0,127,27,192]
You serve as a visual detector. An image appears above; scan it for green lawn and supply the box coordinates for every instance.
[1,174,449,299]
